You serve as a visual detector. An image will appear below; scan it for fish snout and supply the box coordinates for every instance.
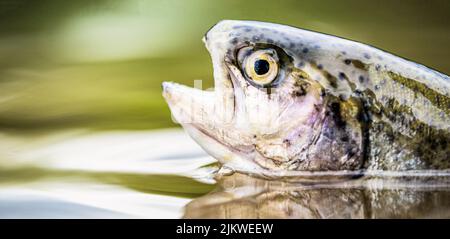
[162,81,218,125]
[161,81,176,103]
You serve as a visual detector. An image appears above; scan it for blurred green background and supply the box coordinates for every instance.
[1,0,449,133]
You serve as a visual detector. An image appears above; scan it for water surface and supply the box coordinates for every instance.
[1,129,449,218]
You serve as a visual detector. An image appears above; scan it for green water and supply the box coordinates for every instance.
[1,0,449,132]
[0,129,449,218]
[0,0,449,218]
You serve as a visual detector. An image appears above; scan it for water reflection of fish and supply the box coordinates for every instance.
[183,173,450,219]
[163,20,449,176]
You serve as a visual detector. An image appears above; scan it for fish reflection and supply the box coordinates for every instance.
[184,173,450,218]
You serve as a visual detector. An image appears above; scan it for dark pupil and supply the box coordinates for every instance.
[254,59,270,75]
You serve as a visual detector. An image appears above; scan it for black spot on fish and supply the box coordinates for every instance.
[375,64,381,71]
[358,75,365,83]
[317,64,323,70]
[344,59,351,65]
[302,48,309,54]
[374,85,380,90]
[338,72,347,80]
[363,53,371,59]
[296,62,305,68]
[230,38,238,45]
[341,51,347,55]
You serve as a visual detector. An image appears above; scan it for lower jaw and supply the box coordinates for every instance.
[181,123,268,173]
[183,123,366,179]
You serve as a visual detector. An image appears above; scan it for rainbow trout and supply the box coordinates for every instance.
[162,20,450,177]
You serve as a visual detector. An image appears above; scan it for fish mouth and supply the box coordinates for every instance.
[162,83,256,170]
[162,68,236,129]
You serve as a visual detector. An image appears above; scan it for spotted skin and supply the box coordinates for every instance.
[163,20,450,175]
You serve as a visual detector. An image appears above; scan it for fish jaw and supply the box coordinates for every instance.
[162,81,262,171]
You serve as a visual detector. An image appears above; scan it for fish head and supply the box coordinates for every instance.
[163,20,365,175]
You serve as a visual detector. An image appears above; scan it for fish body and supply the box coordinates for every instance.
[163,20,450,176]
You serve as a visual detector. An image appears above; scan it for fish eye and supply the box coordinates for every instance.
[243,49,279,86]
[254,59,270,75]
